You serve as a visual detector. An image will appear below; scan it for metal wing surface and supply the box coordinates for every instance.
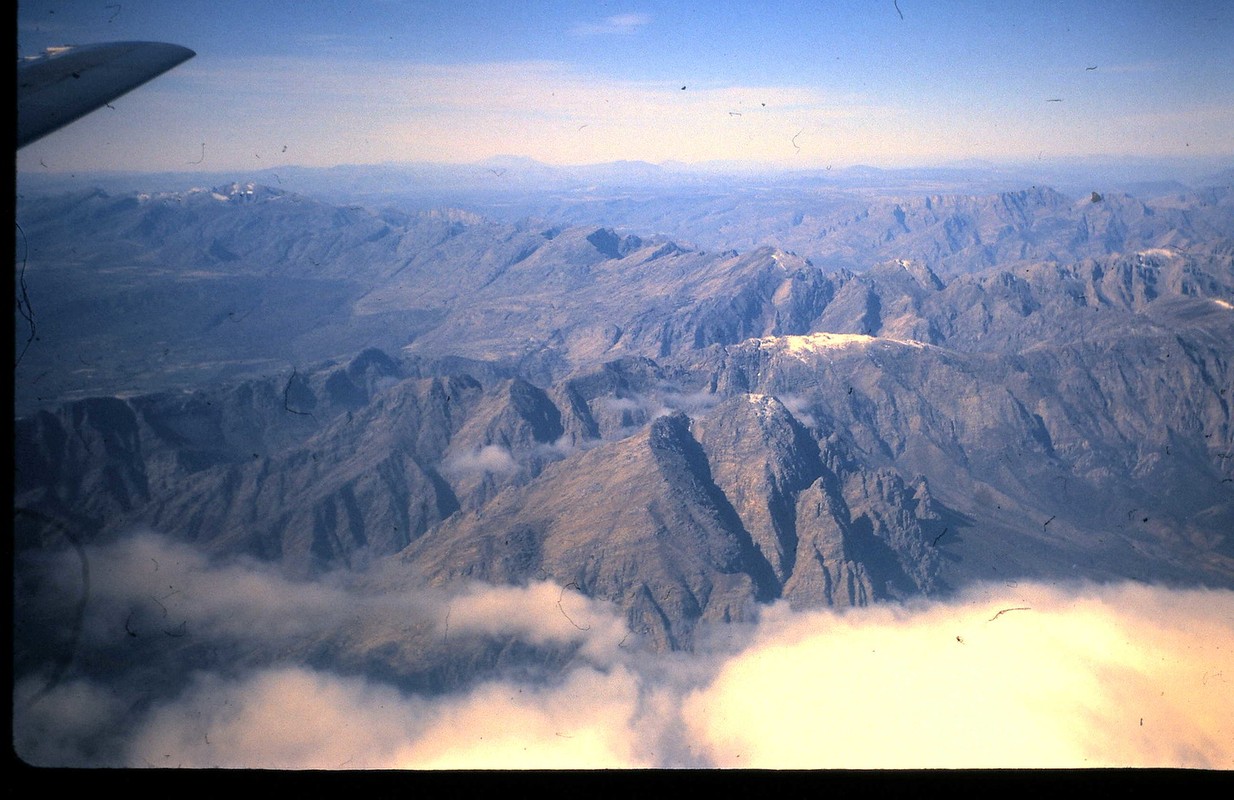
[17,41,195,148]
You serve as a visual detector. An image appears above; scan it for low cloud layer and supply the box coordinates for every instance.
[594,388,722,434]
[442,443,519,476]
[684,583,1234,768]
[13,532,1234,769]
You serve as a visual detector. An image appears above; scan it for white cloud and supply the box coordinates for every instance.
[443,580,633,661]
[19,531,631,657]
[532,435,599,460]
[776,393,820,429]
[117,580,1234,769]
[683,582,1234,768]
[596,396,644,414]
[571,13,652,36]
[17,56,906,171]
[49,531,423,647]
[13,532,1234,769]
[128,668,422,769]
[120,662,691,769]
[596,389,720,430]
[387,665,664,768]
[658,388,721,414]
[442,443,519,476]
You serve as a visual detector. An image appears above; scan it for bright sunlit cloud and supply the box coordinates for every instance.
[683,583,1234,768]
[14,532,1234,769]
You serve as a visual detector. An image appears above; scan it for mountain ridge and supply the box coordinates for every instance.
[13,180,1234,659]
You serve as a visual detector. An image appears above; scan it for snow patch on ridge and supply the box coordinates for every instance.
[744,392,783,422]
[748,332,927,362]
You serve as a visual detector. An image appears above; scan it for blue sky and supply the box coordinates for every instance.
[16,1,1234,172]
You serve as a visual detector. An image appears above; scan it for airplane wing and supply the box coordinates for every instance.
[17,41,196,148]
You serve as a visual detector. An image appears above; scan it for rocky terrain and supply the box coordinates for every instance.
[14,177,1234,669]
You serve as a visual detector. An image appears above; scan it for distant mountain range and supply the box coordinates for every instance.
[14,177,1234,656]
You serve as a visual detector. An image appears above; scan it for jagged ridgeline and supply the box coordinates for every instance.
[14,179,1234,651]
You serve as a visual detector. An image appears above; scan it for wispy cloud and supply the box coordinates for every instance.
[442,443,519,476]
[120,57,892,168]
[40,51,1170,172]
[571,12,651,36]
[776,393,821,429]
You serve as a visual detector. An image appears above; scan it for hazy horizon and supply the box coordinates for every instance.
[17,149,1234,174]
[17,1,1234,173]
